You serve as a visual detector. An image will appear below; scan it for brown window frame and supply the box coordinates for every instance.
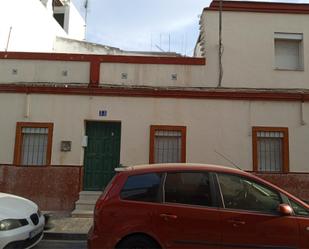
[252,127,289,173]
[13,122,54,166]
[149,125,186,164]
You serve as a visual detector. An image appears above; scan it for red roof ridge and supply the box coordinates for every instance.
[206,0,309,14]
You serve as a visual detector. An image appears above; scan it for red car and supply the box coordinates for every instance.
[88,163,309,249]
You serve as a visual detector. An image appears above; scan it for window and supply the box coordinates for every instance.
[149,125,186,164]
[274,33,303,70]
[289,199,309,216]
[14,122,53,166]
[53,13,65,28]
[120,173,162,202]
[164,172,213,207]
[218,173,281,213]
[252,127,289,173]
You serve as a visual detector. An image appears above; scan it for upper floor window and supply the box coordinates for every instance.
[252,127,289,173]
[274,32,304,71]
[149,125,186,164]
[14,122,53,166]
[54,13,65,28]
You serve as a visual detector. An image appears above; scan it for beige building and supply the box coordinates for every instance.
[0,0,308,212]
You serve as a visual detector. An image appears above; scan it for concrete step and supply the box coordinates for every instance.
[79,191,102,196]
[78,191,102,202]
[71,210,94,218]
[72,191,102,217]
[75,201,96,211]
[76,198,98,204]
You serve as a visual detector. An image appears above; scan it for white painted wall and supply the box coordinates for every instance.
[0,60,90,84]
[0,59,205,87]
[196,11,309,89]
[0,93,308,173]
[67,2,86,40]
[53,37,122,54]
[0,0,86,52]
[40,0,53,15]
[0,0,67,52]
[100,63,207,87]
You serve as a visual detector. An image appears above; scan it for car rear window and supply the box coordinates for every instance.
[120,173,162,202]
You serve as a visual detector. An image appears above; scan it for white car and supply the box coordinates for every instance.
[0,193,45,249]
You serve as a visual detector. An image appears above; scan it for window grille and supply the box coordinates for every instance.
[257,131,284,172]
[253,127,289,173]
[21,127,49,165]
[154,130,182,163]
[150,126,186,164]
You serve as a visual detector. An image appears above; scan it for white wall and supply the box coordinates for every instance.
[0,0,67,52]
[67,2,86,40]
[198,11,309,89]
[0,0,85,52]
[0,60,90,84]
[0,93,308,173]
[53,37,122,54]
[0,58,205,87]
[100,63,207,87]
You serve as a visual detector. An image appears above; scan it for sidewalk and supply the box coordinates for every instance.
[44,213,93,241]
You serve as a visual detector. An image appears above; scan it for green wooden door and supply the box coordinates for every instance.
[83,122,121,191]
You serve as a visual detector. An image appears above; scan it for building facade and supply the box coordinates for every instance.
[0,0,308,211]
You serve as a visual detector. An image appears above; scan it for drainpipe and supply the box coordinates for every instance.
[218,0,223,87]
[301,97,306,126]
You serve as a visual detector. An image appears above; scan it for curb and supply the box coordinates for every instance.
[44,232,87,241]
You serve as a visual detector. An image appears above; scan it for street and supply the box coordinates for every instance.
[34,239,87,249]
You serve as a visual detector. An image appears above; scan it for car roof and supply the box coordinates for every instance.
[116,163,249,176]
[115,163,309,208]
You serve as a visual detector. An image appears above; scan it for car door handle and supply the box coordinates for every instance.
[228,219,246,225]
[160,214,178,220]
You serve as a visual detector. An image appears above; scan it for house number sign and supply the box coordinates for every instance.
[99,110,107,117]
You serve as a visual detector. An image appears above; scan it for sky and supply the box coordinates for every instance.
[72,0,309,56]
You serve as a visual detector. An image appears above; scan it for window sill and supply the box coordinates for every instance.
[253,171,289,174]
[274,68,304,72]
[14,163,51,167]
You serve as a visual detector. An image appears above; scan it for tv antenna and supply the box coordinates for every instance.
[84,0,89,40]
[214,150,242,171]
[155,44,165,52]
[5,26,12,52]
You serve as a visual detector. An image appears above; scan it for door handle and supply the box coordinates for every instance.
[160,214,178,220]
[306,227,309,231]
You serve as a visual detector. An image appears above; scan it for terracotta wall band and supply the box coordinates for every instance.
[0,52,205,65]
[0,85,308,102]
[89,59,100,86]
[206,0,309,14]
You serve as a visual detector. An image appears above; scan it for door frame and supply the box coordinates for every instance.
[82,120,122,191]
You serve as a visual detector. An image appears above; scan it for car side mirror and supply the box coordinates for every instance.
[278,204,293,216]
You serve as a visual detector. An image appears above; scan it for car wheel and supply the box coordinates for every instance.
[116,235,160,249]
